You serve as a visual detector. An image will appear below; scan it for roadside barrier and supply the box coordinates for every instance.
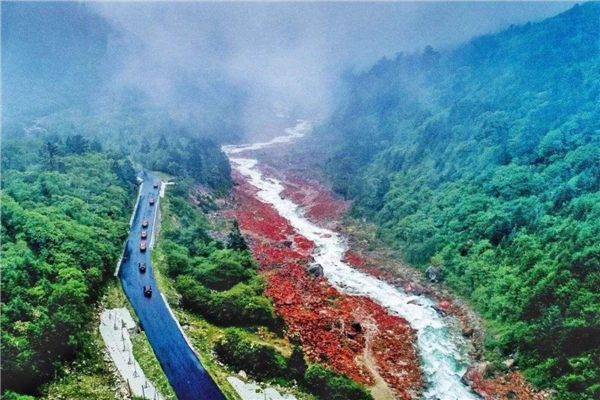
[149,192,160,249]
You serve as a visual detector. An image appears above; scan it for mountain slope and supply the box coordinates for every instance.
[318,3,600,399]
[1,2,240,190]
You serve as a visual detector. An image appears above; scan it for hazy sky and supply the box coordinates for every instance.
[92,1,575,117]
[92,2,577,128]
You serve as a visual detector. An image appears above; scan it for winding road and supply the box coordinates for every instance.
[118,171,225,400]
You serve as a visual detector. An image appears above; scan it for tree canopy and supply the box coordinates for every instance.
[1,151,137,393]
[318,4,600,399]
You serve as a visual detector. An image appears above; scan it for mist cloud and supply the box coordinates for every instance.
[93,1,576,141]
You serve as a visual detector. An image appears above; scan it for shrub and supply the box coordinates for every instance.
[304,365,374,400]
[175,276,277,327]
[194,259,252,291]
[214,329,287,379]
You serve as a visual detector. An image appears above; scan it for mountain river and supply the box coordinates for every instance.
[223,121,480,400]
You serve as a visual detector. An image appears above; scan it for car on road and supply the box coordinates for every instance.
[139,263,147,273]
[142,220,149,228]
[149,198,155,205]
[141,231,147,239]
[143,286,153,297]
[154,182,159,189]
[140,241,147,252]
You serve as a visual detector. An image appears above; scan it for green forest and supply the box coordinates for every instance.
[1,147,138,393]
[319,3,600,399]
[1,1,236,192]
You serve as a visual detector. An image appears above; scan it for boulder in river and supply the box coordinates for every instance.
[432,306,448,317]
[351,321,363,334]
[462,327,474,337]
[308,264,324,277]
[407,283,425,296]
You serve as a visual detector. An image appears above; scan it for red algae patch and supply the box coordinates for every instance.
[465,367,551,400]
[229,171,294,242]
[228,172,423,400]
[261,167,350,227]
[344,250,385,279]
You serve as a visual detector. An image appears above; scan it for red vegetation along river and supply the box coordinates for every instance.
[222,125,550,400]
[226,171,422,399]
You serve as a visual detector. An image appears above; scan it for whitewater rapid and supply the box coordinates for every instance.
[223,121,479,400]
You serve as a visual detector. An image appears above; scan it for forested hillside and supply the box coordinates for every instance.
[1,147,138,393]
[1,2,236,190]
[318,3,600,399]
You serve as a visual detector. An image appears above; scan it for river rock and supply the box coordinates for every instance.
[407,283,424,296]
[432,306,448,317]
[462,327,474,337]
[425,266,442,283]
[308,264,324,277]
[238,370,248,379]
[461,362,491,387]
[351,321,363,334]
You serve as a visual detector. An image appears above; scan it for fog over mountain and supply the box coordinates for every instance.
[92,1,575,137]
[3,3,599,400]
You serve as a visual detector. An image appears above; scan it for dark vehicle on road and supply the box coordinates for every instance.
[154,182,159,189]
[142,220,149,228]
[143,286,153,297]
[140,241,147,252]
[139,263,147,273]
[149,198,155,205]
[141,231,147,239]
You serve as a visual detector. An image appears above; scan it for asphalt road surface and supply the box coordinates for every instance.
[119,171,225,400]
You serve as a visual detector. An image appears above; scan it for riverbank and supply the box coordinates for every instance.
[223,169,422,399]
